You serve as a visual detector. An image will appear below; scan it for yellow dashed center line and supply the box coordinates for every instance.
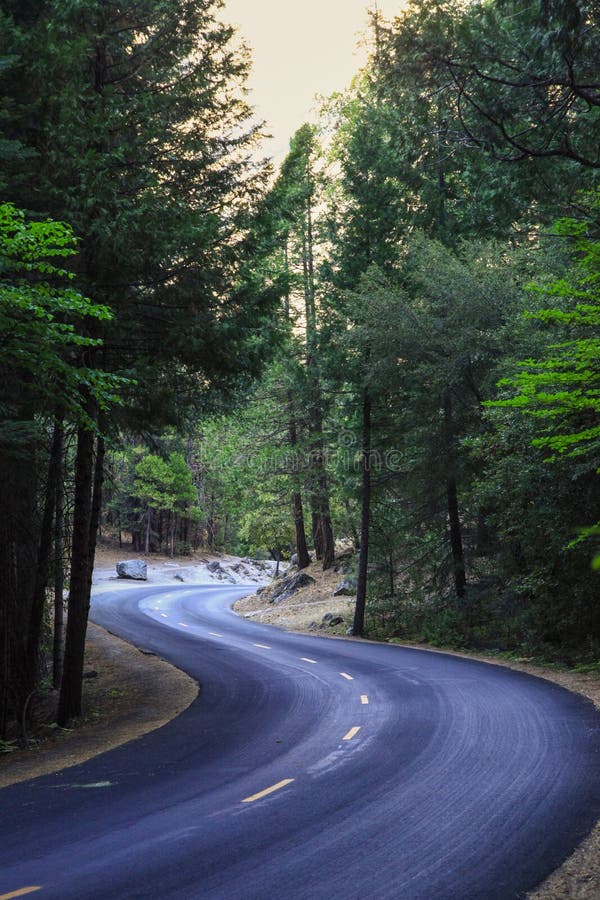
[209,632,223,638]
[254,643,271,650]
[300,657,317,664]
[160,613,168,618]
[178,623,188,628]
[361,695,369,705]
[0,889,42,900]
[343,726,361,741]
[242,778,294,803]
[339,672,354,681]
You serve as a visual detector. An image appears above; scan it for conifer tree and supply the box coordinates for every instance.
[0,0,278,724]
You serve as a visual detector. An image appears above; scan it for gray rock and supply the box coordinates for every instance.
[333,579,356,597]
[173,573,184,582]
[116,559,147,581]
[333,549,355,574]
[270,572,315,604]
[206,560,222,573]
[290,553,298,566]
[322,613,344,626]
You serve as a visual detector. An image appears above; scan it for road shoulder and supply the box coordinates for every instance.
[0,621,198,789]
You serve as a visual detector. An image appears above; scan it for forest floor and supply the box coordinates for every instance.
[1,550,598,897]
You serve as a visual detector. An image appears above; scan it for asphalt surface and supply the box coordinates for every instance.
[1,583,599,900]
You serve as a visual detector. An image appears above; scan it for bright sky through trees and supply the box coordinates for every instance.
[223,0,404,161]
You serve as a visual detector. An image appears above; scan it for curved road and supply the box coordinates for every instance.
[1,583,599,899]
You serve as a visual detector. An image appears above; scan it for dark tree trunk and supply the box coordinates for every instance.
[293,492,310,569]
[169,512,176,558]
[57,416,96,726]
[443,392,466,598]
[26,416,63,696]
[87,431,105,590]
[308,405,335,571]
[145,506,152,556]
[318,476,335,570]
[0,381,38,738]
[53,417,65,690]
[288,405,310,569]
[311,507,323,560]
[353,390,371,637]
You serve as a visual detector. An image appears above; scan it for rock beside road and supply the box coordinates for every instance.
[270,572,316,604]
[116,559,147,580]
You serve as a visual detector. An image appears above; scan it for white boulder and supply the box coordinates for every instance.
[116,559,147,581]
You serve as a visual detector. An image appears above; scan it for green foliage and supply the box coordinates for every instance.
[0,0,279,427]
[132,451,197,517]
[0,202,123,420]
[491,198,600,463]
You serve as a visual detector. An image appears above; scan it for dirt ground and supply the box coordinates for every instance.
[1,551,598,897]
[0,621,197,789]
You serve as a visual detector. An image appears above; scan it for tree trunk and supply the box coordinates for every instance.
[53,417,65,690]
[299,147,334,572]
[293,492,310,569]
[0,381,38,738]
[443,392,466,598]
[353,390,372,637]
[308,436,334,569]
[57,416,96,726]
[145,506,152,556]
[311,508,323,560]
[308,403,335,570]
[170,513,176,558]
[26,416,63,696]
[287,403,310,569]
[87,431,105,591]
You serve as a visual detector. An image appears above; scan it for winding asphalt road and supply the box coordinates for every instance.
[1,583,599,899]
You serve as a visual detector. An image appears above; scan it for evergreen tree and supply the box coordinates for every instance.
[0,0,278,724]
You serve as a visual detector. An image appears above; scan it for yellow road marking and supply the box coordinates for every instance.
[242,779,294,803]
[178,622,188,627]
[254,643,271,649]
[0,888,42,899]
[343,726,361,741]
[340,672,353,681]
[300,657,317,664]
[160,613,168,618]
[209,632,223,637]
[361,695,369,705]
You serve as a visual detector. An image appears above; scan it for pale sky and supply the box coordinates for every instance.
[222,0,405,163]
